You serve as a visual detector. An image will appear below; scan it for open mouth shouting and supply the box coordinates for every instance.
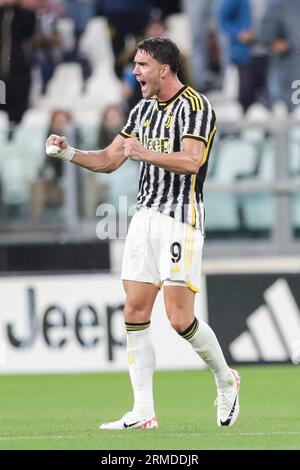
[140,80,147,92]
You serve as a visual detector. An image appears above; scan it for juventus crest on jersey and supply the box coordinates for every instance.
[120,85,216,233]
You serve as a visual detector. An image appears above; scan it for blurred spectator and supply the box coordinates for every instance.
[33,0,65,93]
[218,0,269,111]
[61,0,93,80]
[153,0,181,17]
[95,103,138,214]
[0,0,36,125]
[97,104,126,148]
[63,0,95,40]
[93,104,126,210]
[98,0,153,78]
[31,108,79,218]
[261,0,300,112]
[183,0,223,92]
[81,104,127,217]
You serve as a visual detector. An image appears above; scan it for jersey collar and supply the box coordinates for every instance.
[156,85,187,110]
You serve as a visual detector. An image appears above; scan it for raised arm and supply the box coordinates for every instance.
[123,137,208,175]
[46,134,128,173]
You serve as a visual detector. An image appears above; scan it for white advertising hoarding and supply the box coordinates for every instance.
[0,274,207,373]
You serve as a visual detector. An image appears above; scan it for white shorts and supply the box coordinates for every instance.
[121,207,204,292]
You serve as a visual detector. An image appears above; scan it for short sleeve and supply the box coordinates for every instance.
[181,95,215,145]
[119,102,141,138]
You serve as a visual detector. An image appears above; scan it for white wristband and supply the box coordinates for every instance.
[46,144,75,162]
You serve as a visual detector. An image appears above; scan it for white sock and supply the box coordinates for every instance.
[181,318,233,388]
[126,322,155,417]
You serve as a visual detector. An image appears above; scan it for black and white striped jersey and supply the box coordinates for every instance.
[120,85,216,232]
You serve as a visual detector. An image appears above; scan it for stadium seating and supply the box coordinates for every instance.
[165,13,191,56]
[245,103,272,123]
[205,192,239,231]
[0,110,8,128]
[292,105,300,120]
[105,159,140,216]
[272,100,288,120]
[239,139,275,231]
[13,125,47,183]
[57,17,76,54]
[244,103,272,143]
[78,17,114,68]
[212,138,260,181]
[289,127,300,231]
[208,65,239,103]
[1,147,30,210]
[213,100,243,122]
[0,110,8,145]
[74,109,99,149]
[74,62,122,112]
[291,193,300,231]
[38,63,84,110]
[205,134,273,234]
[21,108,50,128]
[0,114,45,214]
[289,127,300,176]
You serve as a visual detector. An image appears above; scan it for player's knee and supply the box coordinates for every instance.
[168,312,191,334]
[124,302,151,324]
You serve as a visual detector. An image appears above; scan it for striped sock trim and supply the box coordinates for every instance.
[125,321,151,332]
[179,318,199,341]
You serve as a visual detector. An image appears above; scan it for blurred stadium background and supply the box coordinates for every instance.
[0,0,300,450]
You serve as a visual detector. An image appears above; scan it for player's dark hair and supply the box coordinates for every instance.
[136,37,181,74]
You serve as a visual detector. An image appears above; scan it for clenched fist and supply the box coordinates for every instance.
[46,134,75,161]
[124,138,149,162]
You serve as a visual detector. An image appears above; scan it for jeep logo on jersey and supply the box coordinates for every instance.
[207,275,300,364]
[143,135,171,153]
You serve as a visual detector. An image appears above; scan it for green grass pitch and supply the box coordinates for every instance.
[0,365,299,450]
